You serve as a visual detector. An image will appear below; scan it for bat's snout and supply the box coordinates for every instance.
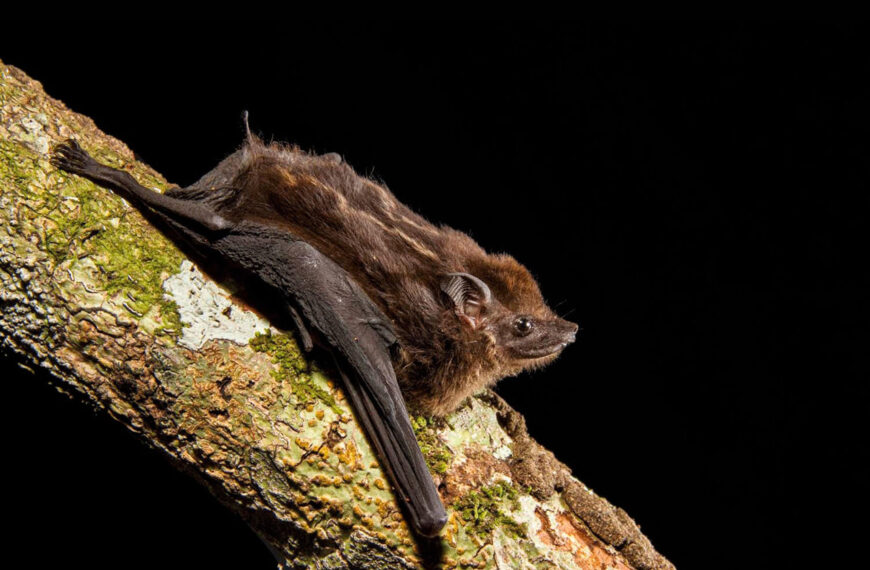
[555,318,579,347]
[506,317,579,360]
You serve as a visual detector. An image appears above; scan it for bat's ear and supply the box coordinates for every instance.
[441,272,492,329]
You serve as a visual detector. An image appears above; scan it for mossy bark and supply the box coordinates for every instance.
[0,60,675,570]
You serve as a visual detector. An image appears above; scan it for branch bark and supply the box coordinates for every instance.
[0,60,675,570]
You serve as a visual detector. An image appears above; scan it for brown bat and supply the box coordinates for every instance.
[51,121,577,538]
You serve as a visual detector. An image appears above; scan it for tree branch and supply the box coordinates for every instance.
[0,60,674,570]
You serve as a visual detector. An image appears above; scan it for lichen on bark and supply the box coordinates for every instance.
[0,60,675,570]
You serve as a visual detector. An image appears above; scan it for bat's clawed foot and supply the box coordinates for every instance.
[51,139,98,176]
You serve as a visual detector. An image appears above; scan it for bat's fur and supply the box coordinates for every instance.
[52,131,577,538]
[197,137,578,415]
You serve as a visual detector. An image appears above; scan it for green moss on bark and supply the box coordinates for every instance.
[411,415,453,475]
[249,330,343,413]
[455,481,526,540]
[0,138,184,339]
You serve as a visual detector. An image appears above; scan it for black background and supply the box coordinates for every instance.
[1,22,866,569]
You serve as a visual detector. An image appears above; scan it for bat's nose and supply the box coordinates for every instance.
[559,319,580,344]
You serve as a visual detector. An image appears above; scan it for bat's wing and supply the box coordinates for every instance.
[52,141,448,537]
[217,225,447,536]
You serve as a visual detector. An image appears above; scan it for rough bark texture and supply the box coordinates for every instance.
[0,60,675,570]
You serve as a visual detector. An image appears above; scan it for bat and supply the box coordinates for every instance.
[51,121,578,538]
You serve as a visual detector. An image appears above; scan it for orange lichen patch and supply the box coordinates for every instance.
[442,445,511,501]
[352,485,366,501]
[310,474,334,487]
[535,508,557,548]
[336,440,361,467]
[535,507,633,570]
[563,512,636,569]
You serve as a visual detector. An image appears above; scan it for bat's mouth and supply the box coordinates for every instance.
[510,342,571,360]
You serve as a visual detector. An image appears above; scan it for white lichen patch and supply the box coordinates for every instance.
[162,260,270,350]
[493,527,538,570]
[443,396,513,461]
[61,258,110,308]
[516,494,545,536]
[15,113,52,156]
[491,495,560,568]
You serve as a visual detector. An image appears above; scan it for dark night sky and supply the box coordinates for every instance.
[1,22,866,569]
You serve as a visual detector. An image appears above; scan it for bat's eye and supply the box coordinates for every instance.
[513,316,534,336]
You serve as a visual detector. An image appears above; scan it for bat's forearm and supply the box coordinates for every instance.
[53,141,232,233]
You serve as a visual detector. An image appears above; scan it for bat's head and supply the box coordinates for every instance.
[441,255,578,378]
